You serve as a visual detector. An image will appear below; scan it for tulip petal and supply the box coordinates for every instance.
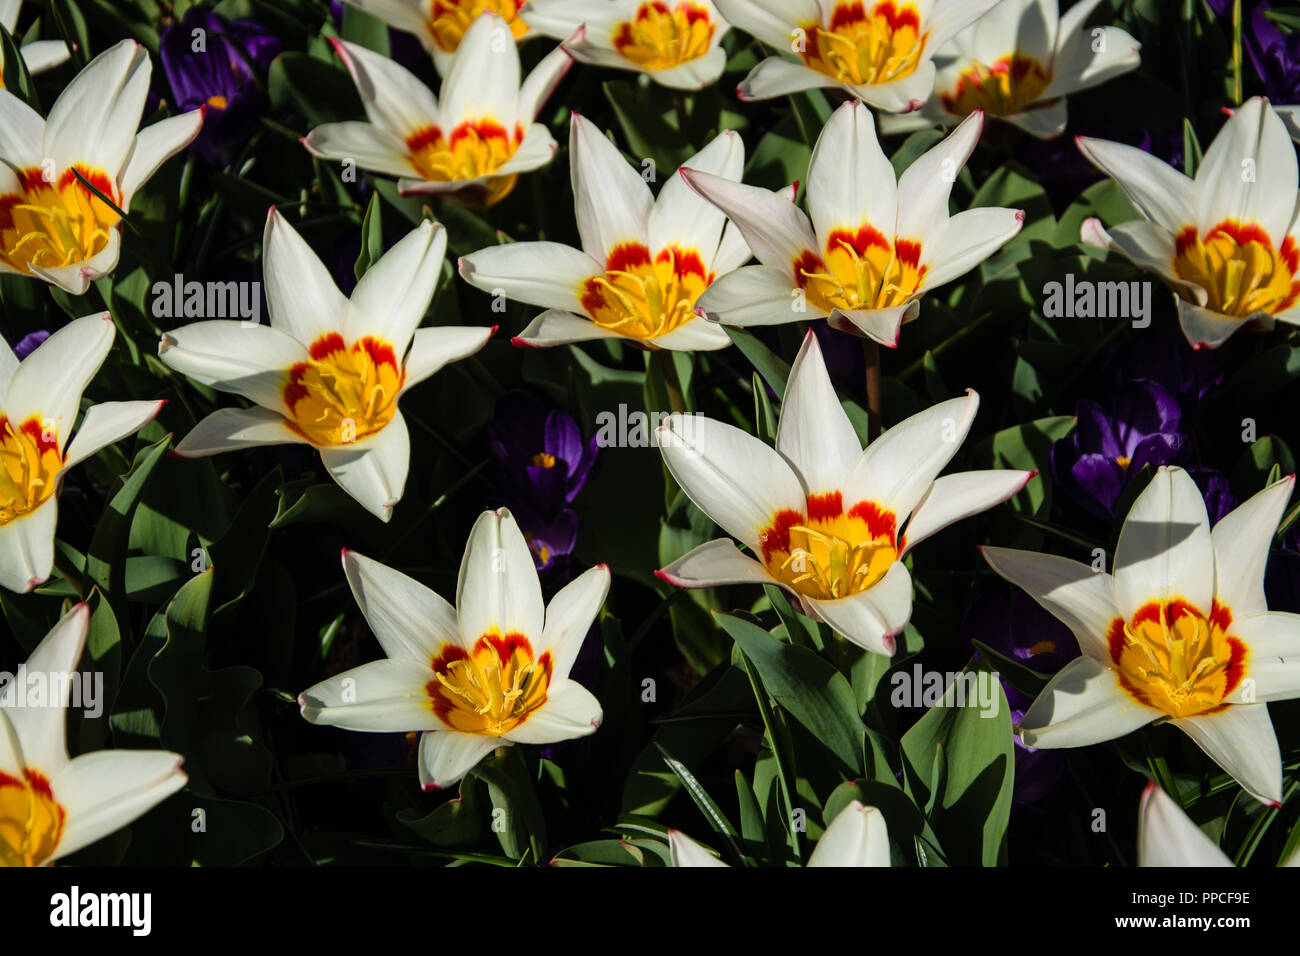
[459,241,601,314]
[298,658,442,731]
[979,546,1118,661]
[347,219,445,353]
[319,410,410,522]
[669,830,729,866]
[657,538,775,589]
[456,508,546,644]
[342,549,461,662]
[61,400,162,471]
[1212,475,1294,619]
[694,265,804,326]
[538,564,610,679]
[262,208,351,346]
[805,561,912,656]
[418,730,500,790]
[657,413,807,552]
[1174,703,1282,805]
[120,110,204,209]
[0,498,56,594]
[1019,656,1159,748]
[1137,782,1233,867]
[777,330,861,494]
[157,320,306,413]
[400,325,494,391]
[1114,466,1214,620]
[570,112,653,263]
[172,406,308,457]
[807,800,890,867]
[901,470,1033,554]
[50,749,186,862]
[5,603,87,772]
[679,168,817,280]
[1075,135,1195,232]
[845,389,979,527]
[502,678,602,745]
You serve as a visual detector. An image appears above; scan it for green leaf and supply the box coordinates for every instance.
[0,24,38,108]
[354,191,384,281]
[85,434,171,604]
[341,3,389,54]
[716,612,865,774]
[724,326,790,400]
[653,741,744,863]
[899,659,1013,866]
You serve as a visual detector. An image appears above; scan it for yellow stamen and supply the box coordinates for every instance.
[800,1,926,87]
[429,0,529,54]
[0,416,60,526]
[579,243,710,342]
[940,53,1051,117]
[1173,222,1299,318]
[0,166,120,276]
[427,634,552,736]
[760,496,897,601]
[612,2,715,70]
[282,335,403,446]
[1110,600,1244,719]
[0,769,65,867]
[406,120,519,206]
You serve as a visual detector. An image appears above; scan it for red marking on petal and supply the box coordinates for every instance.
[791,249,825,289]
[895,238,922,268]
[358,336,398,370]
[23,768,54,800]
[406,125,444,153]
[1222,635,1247,697]
[477,632,532,667]
[606,242,653,272]
[807,491,843,521]
[20,417,56,455]
[759,508,803,561]
[847,499,896,541]
[826,224,889,259]
[309,332,346,360]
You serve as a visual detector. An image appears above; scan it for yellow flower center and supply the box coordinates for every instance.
[940,53,1052,117]
[429,0,530,54]
[0,166,120,276]
[0,769,65,867]
[206,94,229,110]
[1173,222,1300,318]
[795,227,926,313]
[283,334,403,446]
[531,452,556,468]
[1109,600,1245,719]
[427,634,552,736]
[612,1,715,70]
[406,120,520,206]
[760,494,898,600]
[800,1,926,87]
[579,242,710,341]
[0,416,61,526]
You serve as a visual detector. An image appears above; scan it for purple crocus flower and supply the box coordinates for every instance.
[487,391,599,519]
[159,7,281,166]
[1051,379,1194,518]
[1104,333,1222,418]
[12,330,48,359]
[1208,0,1300,102]
[1189,468,1241,527]
[514,505,579,589]
[965,592,1078,805]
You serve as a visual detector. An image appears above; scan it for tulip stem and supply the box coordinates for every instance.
[864,339,882,438]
